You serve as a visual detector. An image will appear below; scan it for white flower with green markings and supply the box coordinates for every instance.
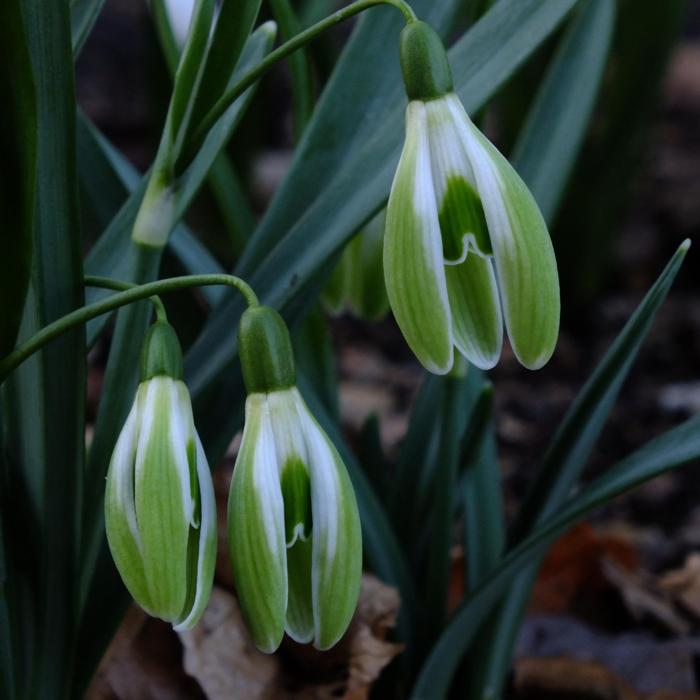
[385,21,560,374]
[228,306,362,653]
[105,322,216,630]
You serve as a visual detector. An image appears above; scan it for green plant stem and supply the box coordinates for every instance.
[85,275,169,322]
[0,274,259,382]
[180,0,418,165]
[268,0,314,141]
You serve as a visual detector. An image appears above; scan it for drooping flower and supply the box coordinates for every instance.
[384,21,560,374]
[228,305,362,653]
[105,322,216,630]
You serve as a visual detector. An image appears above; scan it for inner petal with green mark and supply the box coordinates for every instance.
[280,456,312,547]
[438,175,492,264]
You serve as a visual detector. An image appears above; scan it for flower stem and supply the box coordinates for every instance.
[178,0,418,167]
[85,275,169,322]
[0,274,259,382]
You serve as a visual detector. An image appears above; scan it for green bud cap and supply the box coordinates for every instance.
[399,21,453,101]
[238,306,296,394]
[140,322,184,381]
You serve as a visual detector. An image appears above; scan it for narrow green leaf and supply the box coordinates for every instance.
[412,409,700,699]
[512,0,616,223]
[77,113,226,307]
[0,0,36,358]
[268,0,314,140]
[84,23,274,342]
[2,1,85,696]
[188,0,262,133]
[417,240,690,698]
[70,0,105,57]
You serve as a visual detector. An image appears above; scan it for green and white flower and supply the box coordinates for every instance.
[228,305,362,653]
[385,21,560,374]
[105,323,216,630]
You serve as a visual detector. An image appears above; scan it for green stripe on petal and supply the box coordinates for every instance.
[293,390,362,650]
[174,434,217,631]
[385,100,454,375]
[285,536,314,644]
[453,97,560,369]
[228,394,287,653]
[445,254,503,369]
[135,378,190,621]
[104,397,154,614]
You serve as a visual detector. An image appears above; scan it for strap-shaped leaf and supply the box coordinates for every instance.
[412,408,700,698]
[2,1,85,695]
[77,113,226,307]
[84,23,274,343]
[0,0,36,358]
[70,0,105,56]
[512,0,616,223]
[465,1,617,694]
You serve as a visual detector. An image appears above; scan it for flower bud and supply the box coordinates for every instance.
[228,306,362,652]
[104,322,216,630]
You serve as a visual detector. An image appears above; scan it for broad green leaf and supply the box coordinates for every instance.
[186,0,580,461]
[512,0,616,223]
[412,409,700,699]
[0,0,36,358]
[2,1,85,696]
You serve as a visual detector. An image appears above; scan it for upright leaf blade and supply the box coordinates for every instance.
[2,1,85,696]
[512,0,616,223]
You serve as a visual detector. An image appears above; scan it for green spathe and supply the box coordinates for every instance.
[239,305,296,394]
[104,375,216,630]
[399,21,453,101]
[228,387,362,652]
[384,92,559,373]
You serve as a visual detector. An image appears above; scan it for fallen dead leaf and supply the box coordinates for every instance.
[178,574,402,700]
[515,656,642,699]
[602,559,690,635]
[659,553,700,619]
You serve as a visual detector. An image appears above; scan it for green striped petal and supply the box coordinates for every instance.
[294,390,362,650]
[135,378,192,621]
[451,95,560,369]
[445,255,503,369]
[228,393,287,653]
[385,100,454,374]
[173,433,217,630]
[104,392,154,615]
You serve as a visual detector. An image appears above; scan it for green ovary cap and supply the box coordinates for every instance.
[238,305,296,394]
[140,321,184,381]
[399,21,453,101]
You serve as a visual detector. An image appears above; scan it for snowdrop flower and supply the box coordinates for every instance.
[385,21,560,373]
[228,306,362,653]
[105,322,216,630]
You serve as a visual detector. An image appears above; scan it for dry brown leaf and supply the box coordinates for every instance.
[86,606,205,699]
[178,575,402,700]
[178,587,280,700]
[602,559,690,635]
[514,657,642,700]
[659,553,700,619]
